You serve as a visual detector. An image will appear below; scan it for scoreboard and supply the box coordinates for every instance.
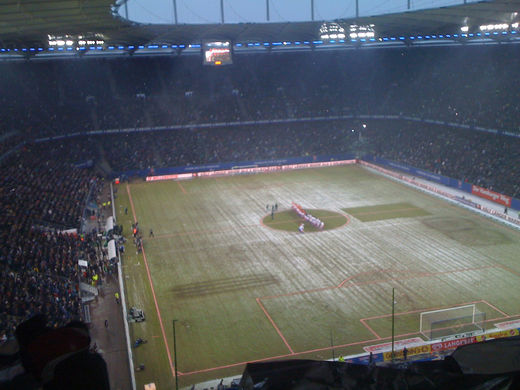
[203,41,232,66]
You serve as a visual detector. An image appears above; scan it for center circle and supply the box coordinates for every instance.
[262,209,349,232]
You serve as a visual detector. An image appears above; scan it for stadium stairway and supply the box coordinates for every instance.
[80,282,99,303]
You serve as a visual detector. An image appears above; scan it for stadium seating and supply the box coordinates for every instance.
[0,141,106,339]
[0,45,520,139]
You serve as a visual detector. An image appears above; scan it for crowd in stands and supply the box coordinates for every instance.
[1,43,520,339]
[1,45,520,140]
[102,121,357,172]
[0,140,106,339]
[363,120,520,199]
[0,132,24,157]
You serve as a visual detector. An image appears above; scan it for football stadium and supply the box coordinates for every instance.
[1,1,520,389]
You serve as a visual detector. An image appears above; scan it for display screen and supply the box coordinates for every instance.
[203,41,232,66]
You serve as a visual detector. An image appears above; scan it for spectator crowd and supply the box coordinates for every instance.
[1,44,520,140]
[363,120,520,199]
[0,140,107,340]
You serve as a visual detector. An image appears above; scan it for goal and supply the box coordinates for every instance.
[419,304,486,340]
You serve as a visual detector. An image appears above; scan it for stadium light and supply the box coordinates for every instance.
[319,22,345,41]
[350,24,376,38]
[46,34,105,51]
[480,23,509,31]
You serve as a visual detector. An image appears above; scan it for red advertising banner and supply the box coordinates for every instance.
[471,185,511,207]
[431,336,476,352]
[146,173,193,182]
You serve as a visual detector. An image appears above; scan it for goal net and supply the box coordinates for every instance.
[420,304,486,340]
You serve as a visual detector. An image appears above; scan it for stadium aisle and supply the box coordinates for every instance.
[89,259,132,390]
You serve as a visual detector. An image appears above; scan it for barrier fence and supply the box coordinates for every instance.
[145,158,357,181]
[346,327,520,365]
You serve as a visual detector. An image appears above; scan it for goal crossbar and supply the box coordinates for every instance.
[420,304,485,340]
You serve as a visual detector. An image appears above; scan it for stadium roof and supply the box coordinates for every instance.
[0,0,519,53]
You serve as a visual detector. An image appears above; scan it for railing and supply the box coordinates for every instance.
[111,181,137,390]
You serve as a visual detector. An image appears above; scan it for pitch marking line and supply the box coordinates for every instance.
[346,207,425,216]
[259,266,494,301]
[255,298,294,354]
[177,181,187,194]
[126,184,183,378]
[481,299,509,317]
[360,319,381,339]
[181,336,373,376]
[496,263,520,279]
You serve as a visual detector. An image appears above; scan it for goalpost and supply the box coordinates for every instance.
[419,304,486,340]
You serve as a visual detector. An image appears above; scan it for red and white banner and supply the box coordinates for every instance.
[431,336,476,352]
[364,337,424,353]
[494,320,520,330]
[146,173,193,182]
[471,185,511,207]
[146,159,356,182]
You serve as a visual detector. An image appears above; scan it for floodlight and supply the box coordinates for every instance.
[319,22,345,41]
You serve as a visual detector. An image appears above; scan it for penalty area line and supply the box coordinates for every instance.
[360,319,381,339]
[256,298,294,354]
[126,184,183,377]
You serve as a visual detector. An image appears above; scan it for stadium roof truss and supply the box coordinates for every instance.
[0,0,519,57]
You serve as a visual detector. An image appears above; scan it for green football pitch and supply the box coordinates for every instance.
[114,165,520,389]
